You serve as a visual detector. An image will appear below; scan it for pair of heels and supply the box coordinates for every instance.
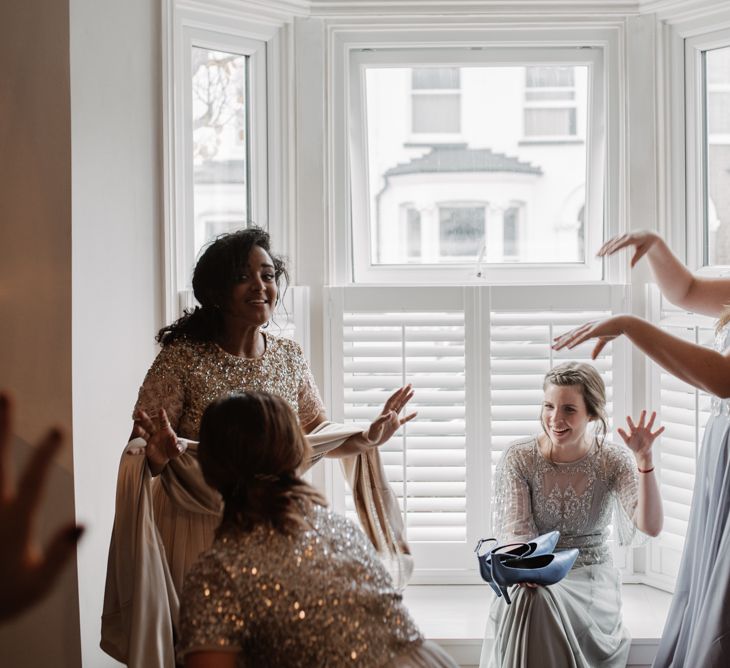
[474,531,578,604]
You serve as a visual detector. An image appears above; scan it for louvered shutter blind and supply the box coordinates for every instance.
[342,311,467,543]
[649,319,713,584]
[489,310,615,473]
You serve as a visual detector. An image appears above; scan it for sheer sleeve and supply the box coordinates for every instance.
[133,342,191,432]
[492,442,538,543]
[607,443,642,546]
[177,552,246,663]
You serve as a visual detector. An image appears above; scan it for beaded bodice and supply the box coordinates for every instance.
[134,333,325,439]
[492,437,639,567]
[177,504,422,667]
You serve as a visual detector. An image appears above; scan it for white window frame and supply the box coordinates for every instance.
[684,27,730,274]
[162,0,295,323]
[342,40,615,285]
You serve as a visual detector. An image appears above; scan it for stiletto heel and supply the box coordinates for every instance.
[490,548,579,603]
[500,584,512,604]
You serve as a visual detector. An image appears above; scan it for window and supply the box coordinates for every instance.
[523,66,579,139]
[704,45,730,266]
[411,67,461,135]
[164,4,269,320]
[438,205,486,258]
[349,47,606,283]
[191,47,250,256]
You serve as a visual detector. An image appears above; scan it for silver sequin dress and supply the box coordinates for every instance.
[178,504,457,667]
[134,333,326,592]
[481,437,641,668]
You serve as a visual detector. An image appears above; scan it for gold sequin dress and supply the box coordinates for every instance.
[134,333,326,591]
[178,504,457,667]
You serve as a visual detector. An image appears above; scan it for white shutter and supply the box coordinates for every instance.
[489,310,615,473]
[325,285,629,582]
[648,315,714,588]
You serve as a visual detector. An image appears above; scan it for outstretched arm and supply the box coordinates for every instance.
[553,315,730,398]
[617,411,663,537]
[599,232,730,317]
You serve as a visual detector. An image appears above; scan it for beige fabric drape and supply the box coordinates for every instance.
[101,425,412,667]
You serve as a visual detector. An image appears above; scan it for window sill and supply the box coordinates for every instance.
[402,583,672,667]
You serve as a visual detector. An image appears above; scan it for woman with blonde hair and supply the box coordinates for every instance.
[481,361,663,668]
[554,231,730,667]
[178,391,457,668]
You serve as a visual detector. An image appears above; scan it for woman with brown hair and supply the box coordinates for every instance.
[101,228,414,667]
[178,391,457,668]
[481,362,663,668]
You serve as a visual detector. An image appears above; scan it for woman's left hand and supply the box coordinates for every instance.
[364,384,417,448]
[552,315,633,359]
[617,410,664,467]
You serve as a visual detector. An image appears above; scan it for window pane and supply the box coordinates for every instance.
[406,207,422,259]
[365,65,588,266]
[412,94,461,133]
[192,47,248,257]
[704,46,730,266]
[524,108,576,137]
[439,207,485,257]
[412,67,460,89]
[526,66,574,88]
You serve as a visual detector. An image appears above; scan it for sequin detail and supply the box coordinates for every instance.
[492,437,640,567]
[177,505,422,666]
[134,333,326,439]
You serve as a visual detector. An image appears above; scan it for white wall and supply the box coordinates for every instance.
[0,0,81,665]
[70,0,162,665]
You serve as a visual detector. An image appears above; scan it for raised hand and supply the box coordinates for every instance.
[0,393,83,621]
[134,408,184,471]
[364,384,417,448]
[551,315,632,360]
[597,231,660,268]
[617,410,664,467]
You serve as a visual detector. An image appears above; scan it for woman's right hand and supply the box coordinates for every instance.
[597,231,661,268]
[134,409,183,473]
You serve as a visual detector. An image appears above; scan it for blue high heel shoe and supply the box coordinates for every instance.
[490,548,579,604]
[475,531,561,597]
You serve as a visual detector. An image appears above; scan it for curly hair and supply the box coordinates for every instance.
[156,227,288,346]
[198,391,326,536]
[541,361,609,459]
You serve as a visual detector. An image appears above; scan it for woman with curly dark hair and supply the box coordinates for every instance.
[178,391,456,668]
[102,228,415,668]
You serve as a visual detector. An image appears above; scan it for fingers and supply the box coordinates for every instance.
[16,428,64,538]
[646,411,657,431]
[552,323,594,350]
[652,425,666,438]
[156,408,172,433]
[399,411,418,425]
[637,410,647,429]
[596,234,631,258]
[626,415,636,432]
[0,392,13,498]
[617,427,629,444]
[591,339,608,360]
[32,524,84,603]
[133,410,156,439]
[384,385,414,414]
[630,249,646,269]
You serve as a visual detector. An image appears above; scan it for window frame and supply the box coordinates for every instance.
[344,43,612,285]
[163,0,283,323]
[684,28,730,274]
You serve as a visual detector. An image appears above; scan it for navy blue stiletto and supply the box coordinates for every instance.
[490,548,579,604]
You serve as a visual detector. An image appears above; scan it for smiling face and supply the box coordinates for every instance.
[223,244,278,328]
[541,383,594,451]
